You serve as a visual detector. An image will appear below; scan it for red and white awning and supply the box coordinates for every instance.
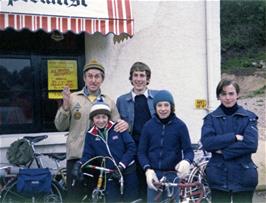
[0,0,134,36]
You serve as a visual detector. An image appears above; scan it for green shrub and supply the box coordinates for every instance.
[221,0,266,73]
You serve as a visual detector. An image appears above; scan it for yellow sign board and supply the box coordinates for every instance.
[195,99,207,109]
[48,92,65,100]
[47,60,78,99]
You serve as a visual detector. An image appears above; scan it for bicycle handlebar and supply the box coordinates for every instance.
[84,164,115,173]
[153,180,202,190]
[82,157,124,195]
[153,176,205,203]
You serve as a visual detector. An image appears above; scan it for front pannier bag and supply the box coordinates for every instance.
[16,168,52,196]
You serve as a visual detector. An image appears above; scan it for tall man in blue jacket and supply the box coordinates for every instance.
[116,62,158,200]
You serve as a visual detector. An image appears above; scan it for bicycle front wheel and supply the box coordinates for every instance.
[186,161,211,203]
[1,179,63,203]
[54,167,67,197]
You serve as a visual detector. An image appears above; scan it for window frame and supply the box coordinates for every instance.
[0,54,84,135]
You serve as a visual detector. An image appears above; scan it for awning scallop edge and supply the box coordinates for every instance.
[0,0,134,37]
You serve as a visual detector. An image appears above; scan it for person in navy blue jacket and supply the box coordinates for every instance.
[72,102,138,202]
[138,90,194,203]
[201,79,258,203]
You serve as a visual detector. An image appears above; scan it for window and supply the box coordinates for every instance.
[0,58,33,125]
[0,29,84,134]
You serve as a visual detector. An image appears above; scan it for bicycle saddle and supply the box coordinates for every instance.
[23,135,48,143]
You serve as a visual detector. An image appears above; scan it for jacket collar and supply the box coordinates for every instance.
[212,105,249,117]
[76,87,106,100]
[126,89,155,101]
[131,89,149,101]
[88,121,115,136]
[154,112,177,124]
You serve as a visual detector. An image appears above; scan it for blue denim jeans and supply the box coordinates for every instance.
[147,171,179,203]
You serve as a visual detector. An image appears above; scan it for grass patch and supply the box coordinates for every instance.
[222,49,266,75]
[245,85,266,98]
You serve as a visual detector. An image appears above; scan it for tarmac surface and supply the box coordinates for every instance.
[253,190,266,203]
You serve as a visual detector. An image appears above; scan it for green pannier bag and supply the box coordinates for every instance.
[6,138,34,166]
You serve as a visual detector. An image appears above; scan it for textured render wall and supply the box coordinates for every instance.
[85,1,221,143]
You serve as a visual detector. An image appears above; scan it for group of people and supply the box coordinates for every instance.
[54,59,259,203]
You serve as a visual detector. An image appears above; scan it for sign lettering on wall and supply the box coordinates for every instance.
[48,60,78,99]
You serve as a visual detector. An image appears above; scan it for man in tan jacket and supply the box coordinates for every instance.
[54,59,128,202]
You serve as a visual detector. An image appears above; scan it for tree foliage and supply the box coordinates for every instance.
[221,0,266,52]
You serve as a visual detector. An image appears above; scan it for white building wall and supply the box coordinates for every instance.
[0,0,221,163]
[85,0,221,143]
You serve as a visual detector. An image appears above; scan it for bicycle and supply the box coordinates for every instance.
[43,152,67,196]
[152,143,211,203]
[43,153,67,192]
[153,175,206,203]
[185,143,211,203]
[72,156,122,203]
[0,165,19,199]
[74,156,141,203]
[0,135,66,203]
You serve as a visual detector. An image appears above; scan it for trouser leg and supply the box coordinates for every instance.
[211,189,231,203]
[66,159,86,203]
[232,191,254,203]
[136,161,147,202]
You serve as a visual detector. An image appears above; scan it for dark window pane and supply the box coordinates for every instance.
[0,58,34,125]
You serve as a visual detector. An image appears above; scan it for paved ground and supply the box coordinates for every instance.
[253,190,266,203]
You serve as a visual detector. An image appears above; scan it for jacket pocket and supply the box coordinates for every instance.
[237,162,258,188]
[206,162,226,188]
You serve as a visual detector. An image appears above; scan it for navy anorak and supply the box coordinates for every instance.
[201,105,258,192]
[138,114,194,172]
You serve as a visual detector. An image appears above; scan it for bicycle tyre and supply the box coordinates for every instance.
[54,167,67,193]
[1,178,63,203]
[91,190,106,203]
[186,161,211,203]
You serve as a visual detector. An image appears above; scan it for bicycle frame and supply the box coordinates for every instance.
[81,156,123,203]
[154,176,205,203]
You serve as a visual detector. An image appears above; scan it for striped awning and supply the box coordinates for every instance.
[0,0,134,36]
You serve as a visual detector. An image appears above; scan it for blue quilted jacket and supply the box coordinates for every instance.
[201,105,258,192]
